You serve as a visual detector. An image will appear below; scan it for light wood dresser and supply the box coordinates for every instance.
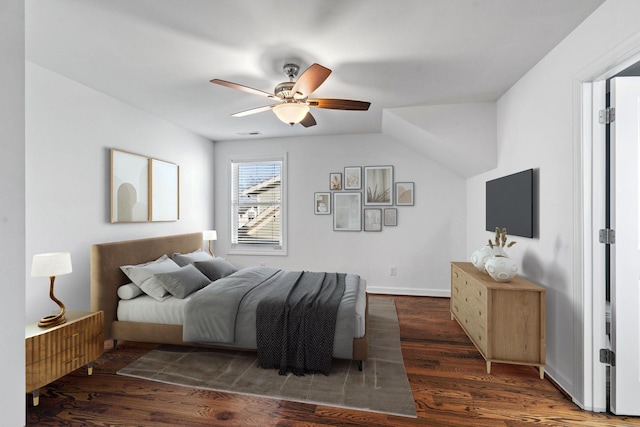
[450,262,546,379]
[25,310,104,406]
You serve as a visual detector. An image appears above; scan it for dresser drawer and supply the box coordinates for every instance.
[453,300,488,354]
[452,266,487,304]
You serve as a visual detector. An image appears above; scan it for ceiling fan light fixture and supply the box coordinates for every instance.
[273,103,310,125]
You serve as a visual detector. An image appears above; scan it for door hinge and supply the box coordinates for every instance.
[600,348,616,366]
[599,228,615,244]
[599,107,615,124]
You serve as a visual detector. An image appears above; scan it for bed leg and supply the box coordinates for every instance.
[357,360,363,371]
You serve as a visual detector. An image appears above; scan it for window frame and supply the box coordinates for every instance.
[228,153,287,256]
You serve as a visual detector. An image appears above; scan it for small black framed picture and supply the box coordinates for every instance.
[314,192,331,215]
[330,173,342,190]
[364,208,382,232]
[395,182,414,206]
[344,166,362,190]
[384,208,397,226]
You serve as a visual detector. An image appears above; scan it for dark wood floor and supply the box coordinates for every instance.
[26,296,640,426]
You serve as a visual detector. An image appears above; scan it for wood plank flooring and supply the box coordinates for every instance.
[26,296,640,426]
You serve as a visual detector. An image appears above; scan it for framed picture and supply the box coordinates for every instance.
[111,149,149,223]
[333,192,362,231]
[384,208,398,226]
[150,158,180,221]
[344,166,362,190]
[364,165,393,205]
[364,208,382,232]
[330,172,342,190]
[396,182,415,206]
[314,192,331,215]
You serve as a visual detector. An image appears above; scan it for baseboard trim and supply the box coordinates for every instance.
[366,286,451,297]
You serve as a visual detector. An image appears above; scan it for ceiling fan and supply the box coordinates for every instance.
[210,63,370,127]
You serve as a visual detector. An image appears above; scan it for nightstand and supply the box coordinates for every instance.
[25,310,104,406]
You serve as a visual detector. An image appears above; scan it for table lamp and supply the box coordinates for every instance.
[31,252,72,328]
[202,230,217,256]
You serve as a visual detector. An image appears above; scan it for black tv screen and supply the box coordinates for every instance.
[485,169,534,238]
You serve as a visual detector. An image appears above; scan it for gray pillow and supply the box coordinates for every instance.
[172,249,213,267]
[194,257,238,282]
[154,264,211,299]
[120,255,181,301]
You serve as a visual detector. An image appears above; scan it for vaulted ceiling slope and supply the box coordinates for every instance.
[25,0,604,143]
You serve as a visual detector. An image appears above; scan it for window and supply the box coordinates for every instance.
[229,154,287,255]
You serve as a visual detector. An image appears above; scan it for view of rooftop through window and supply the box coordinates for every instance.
[231,159,283,249]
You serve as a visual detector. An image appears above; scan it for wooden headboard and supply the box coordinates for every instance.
[90,232,203,339]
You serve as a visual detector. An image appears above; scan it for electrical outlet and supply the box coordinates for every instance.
[390,266,397,276]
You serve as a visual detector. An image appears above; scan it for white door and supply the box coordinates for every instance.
[610,76,640,416]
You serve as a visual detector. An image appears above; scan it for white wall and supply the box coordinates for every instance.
[383,102,497,178]
[0,1,26,425]
[25,62,215,324]
[214,133,466,296]
[466,0,640,407]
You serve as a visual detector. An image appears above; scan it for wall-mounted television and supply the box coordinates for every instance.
[485,169,534,238]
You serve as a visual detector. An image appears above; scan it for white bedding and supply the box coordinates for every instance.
[118,277,368,338]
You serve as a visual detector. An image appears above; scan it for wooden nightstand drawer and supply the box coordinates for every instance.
[26,311,104,406]
[26,328,86,364]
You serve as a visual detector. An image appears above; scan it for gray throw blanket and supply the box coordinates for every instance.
[256,271,346,376]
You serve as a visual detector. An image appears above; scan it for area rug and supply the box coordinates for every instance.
[117,297,417,418]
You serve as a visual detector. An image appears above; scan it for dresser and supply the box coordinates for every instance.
[450,262,546,378]
[25,310,104,406]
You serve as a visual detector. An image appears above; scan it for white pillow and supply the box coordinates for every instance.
[117,283,144,300]
[120,255,181,301]
[172,249,213,267]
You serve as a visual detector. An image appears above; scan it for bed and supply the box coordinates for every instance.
[90,232,369,371]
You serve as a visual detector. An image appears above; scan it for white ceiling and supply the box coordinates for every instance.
[25,0,604,142]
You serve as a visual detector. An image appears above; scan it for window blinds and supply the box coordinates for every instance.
[231,159,283,249]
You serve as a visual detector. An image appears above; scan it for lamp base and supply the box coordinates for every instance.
[39,275,67,328]
[38,313,66,328]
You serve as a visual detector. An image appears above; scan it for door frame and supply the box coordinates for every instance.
[576,34,640,412]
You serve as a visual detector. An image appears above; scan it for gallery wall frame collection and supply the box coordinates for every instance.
[111,148,180,223]
[316,164,414,231]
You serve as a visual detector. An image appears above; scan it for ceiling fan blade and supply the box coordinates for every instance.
[291,63,331,98]
[299,112,317,128]
[210,79,278,100]
[231,105,277,117]
[308,98,371,110]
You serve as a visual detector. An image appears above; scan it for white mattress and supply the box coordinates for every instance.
[118,277,368,338]
[118,293,189,325]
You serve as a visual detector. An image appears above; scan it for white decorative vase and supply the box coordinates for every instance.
[485,255,518,282]
[471,245,504,273]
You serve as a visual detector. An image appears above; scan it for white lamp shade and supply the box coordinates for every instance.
[273,103,310,125]
[202,230,217,241]
[31,252,73,277]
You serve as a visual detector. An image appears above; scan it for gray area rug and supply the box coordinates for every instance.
[117,296,416,418]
